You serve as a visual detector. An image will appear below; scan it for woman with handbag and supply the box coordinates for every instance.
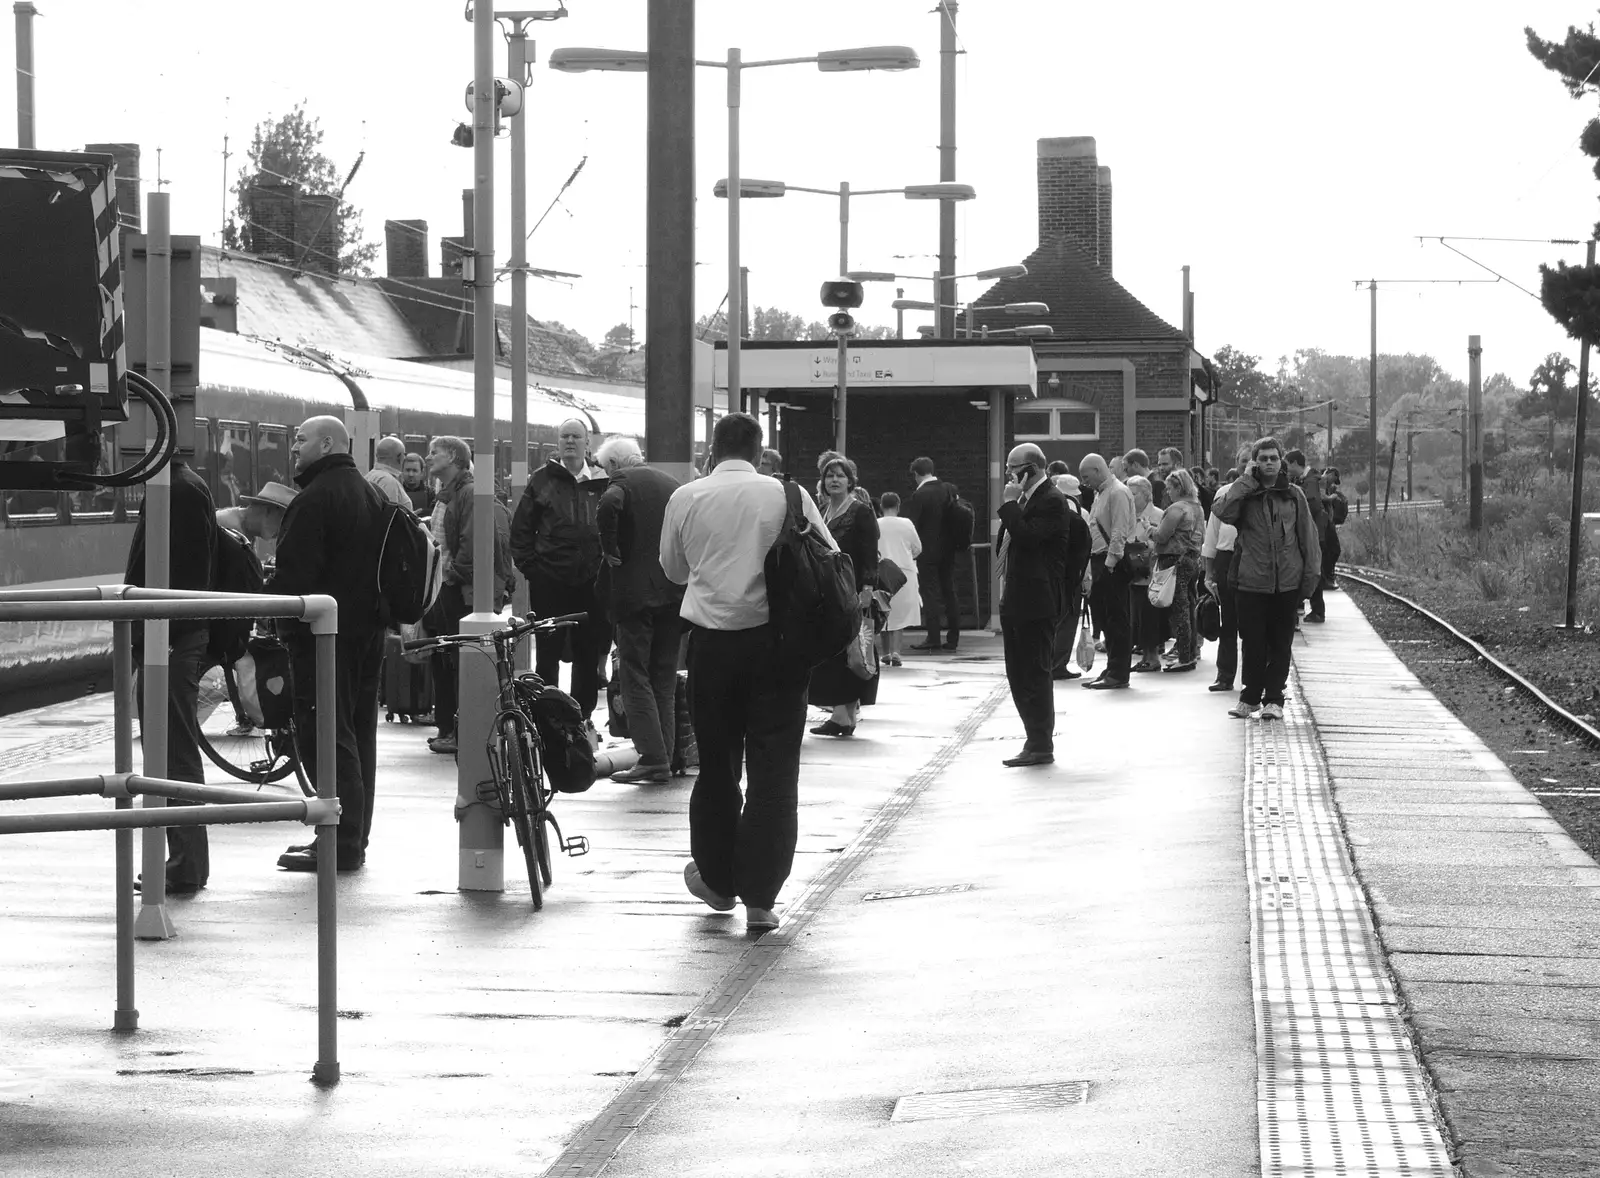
[808,456,881,737]
[1153,469,1207,673]
[874,492,921,667]
[1126,476,1164,673]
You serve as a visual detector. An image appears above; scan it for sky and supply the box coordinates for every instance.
[5,0,1599,388]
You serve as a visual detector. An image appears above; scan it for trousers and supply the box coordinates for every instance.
[1089,555,1133,680]
[686,624,807,910]
[528,570,608,719]
[916,554,960,646]
[1236,589,1300,707]
[289,629,384,861]
[1002,614,1057,751]
[1050,576,1085,676]
[1213,549,1240,686]
[613,604,683,766]
[136,627,211,888]
[430,581,469,737]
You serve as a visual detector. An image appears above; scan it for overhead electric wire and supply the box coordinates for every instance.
[1427,239,1543,301]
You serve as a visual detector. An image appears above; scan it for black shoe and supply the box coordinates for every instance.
[941,642,960,651]
[1051,669,1082,681]
[1082,676,1130,690]
[1305,613,1326,623]
[612,762,671,784]
[907,641,940,652]
[809,720,855,737]
[1163,661,1197,673]
[132,874,204,895]
[1131,660,1161,673]
[277,847,364,873]
[428,734,458,754]
[1208,680,1234,693]
[1002,749,1054,767]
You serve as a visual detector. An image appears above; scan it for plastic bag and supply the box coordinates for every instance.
[1074,615,1096,674]
[845,612,879,680]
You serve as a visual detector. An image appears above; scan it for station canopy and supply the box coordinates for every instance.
[702,339,1038,402]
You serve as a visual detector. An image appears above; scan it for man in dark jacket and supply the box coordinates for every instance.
[906,456,960,651]
[1286,449,1328,622]
[595,436,685,783]
[124,458,218,892]
[269,415,387,873]
[1214,436,1322,723]
[426,435,516,755]
[996,444,1072,767]
[510,417,609,728]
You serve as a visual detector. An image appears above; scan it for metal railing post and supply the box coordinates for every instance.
[112,620,138,1031]
[312,624,340,1086]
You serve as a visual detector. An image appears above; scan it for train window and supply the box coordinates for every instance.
[258,425,291,490]
[215,421,254,505]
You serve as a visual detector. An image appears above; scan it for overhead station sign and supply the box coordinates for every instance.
[806,347,934,386]
[712,341,1036,394]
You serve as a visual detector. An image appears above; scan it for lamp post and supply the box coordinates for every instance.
[714,178,974,277]
[551,44,919,415]
[888,297,1048,339]
[855,265,1029,338]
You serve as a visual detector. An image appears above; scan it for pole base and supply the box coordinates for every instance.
[113,1008,139,1033]
[458,846,505,892]
[132,902,175,940]
[311,1060,341,1087]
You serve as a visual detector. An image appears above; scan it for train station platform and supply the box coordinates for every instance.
[1,602,1595,1177]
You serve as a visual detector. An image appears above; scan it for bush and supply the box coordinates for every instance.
[1472,561,1509,600]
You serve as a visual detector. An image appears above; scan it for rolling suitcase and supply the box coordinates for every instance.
[382,633,434,723]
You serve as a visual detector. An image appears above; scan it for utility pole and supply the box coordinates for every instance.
[459,0,504,893]
[13,2,36,149]
[1405,412,1416,502]
[1368,280,1378,515]
[936,0,958,340]
[1468,335,1483,531]
[507,15,534,637]
[1383,418,1399,512]
[1566,239,1595,628]
[646,0,695,480]
[1327,400,1335,466]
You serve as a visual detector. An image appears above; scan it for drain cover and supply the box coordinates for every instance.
[862,883,973,902]
[890,1080,1091,1122]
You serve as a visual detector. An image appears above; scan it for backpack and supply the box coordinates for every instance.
[524,683,596,794]
[944,491,975,551]
[1328,491,1349,526]
[208,527,265,667]
[763,481,860,673]
[375,500,442,628]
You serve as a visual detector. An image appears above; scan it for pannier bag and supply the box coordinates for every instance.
[525,683,597,794]
[234,634,295,730]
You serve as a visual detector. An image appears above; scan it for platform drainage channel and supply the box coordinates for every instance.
[862,883,972,902]
[890,1081,1091,1122]
[1246,670,1455,1177]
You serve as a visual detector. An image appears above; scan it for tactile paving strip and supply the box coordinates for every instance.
[1246,671,1457,1177]
[542,681,1010,1178]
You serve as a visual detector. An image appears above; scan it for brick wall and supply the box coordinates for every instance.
[776,391,1005,624]
[385,219,429,278]
[248,181,297,261]
[1038,136,1101,266]
[1096,167,1113,276]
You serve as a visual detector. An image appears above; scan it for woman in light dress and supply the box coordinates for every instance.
[874,492,922,666]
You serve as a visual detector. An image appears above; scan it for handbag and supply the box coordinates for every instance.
[1074,614,1096,673]
[1147,563,1177,609]
[845,610,879,680]
[876,558,908,597]
[1196,589,1221,642]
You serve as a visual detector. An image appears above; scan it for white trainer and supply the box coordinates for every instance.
[1228,701,1258,720]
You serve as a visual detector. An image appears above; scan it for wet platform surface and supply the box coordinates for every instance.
[0,597,1594,1176]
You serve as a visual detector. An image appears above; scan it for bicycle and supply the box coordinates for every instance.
[404,612,591,909]
[195,656,311,796]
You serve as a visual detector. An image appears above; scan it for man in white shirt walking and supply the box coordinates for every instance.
[659,413,833,933]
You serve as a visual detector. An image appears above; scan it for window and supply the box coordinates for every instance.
[257,425,290,490]
[216,420,254,504]
[1013,400,1099,442]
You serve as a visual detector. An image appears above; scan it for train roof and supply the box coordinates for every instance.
[200,329,645,436]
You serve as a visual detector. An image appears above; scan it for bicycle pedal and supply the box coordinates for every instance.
[563,835,590,858]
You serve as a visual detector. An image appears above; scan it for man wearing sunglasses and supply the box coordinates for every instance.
[1213,437,1322,721]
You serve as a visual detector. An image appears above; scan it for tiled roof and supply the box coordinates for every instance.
[372,277,595,377]
[205,247,427,357]
[969,235,1187,345]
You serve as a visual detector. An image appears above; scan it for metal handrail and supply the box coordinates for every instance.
[0,586,343,1086]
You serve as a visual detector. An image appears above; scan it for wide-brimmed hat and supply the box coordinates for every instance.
[1053,473,1082,498]
[239,481,298,511]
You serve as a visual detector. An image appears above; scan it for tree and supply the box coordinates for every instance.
[225,103,377,275]
[1518,352,1578,468]
[603,322,636,351]
[695,305,893,343]
[1527,22,1600,343]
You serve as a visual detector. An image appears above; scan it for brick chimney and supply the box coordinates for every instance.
[1037,136,1106,268]
[84,142,140,231]
[384,219,428,278]
[1096,166,1113,276]
[247,180,298,261]
[295,192,339,272]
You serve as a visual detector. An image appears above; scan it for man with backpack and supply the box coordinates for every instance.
[269,415,388,874]
[659,413,835,934]
[906,457,963,652]
[1321,467,1347,589]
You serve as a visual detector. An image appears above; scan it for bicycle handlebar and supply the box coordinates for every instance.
[401,612,588,654]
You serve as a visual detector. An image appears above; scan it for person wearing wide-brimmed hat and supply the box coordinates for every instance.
[216,480,298,564]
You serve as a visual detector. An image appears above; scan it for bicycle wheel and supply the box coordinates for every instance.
[525,736,554,889]
[496,715,543,910]
[197,666,298,786]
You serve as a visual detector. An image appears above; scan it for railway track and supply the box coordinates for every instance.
[1338,566,1600,751]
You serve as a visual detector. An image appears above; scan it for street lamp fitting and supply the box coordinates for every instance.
[847,271,899,283]
[547,46,648,72]
[815,46,921,72]
[892,298,937,312]
[712,178,787,198]
[902,183,976,201]
[974,264,1028,281]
